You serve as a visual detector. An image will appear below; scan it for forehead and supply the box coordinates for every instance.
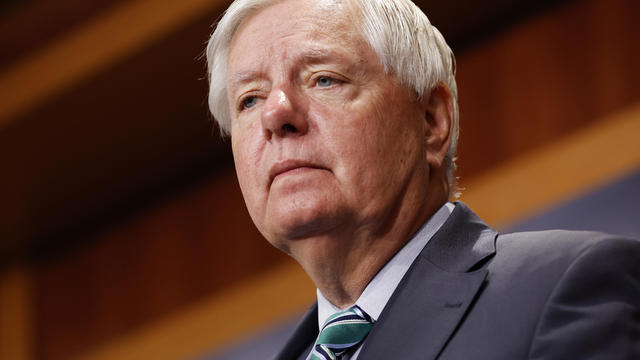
[228,0,360,60]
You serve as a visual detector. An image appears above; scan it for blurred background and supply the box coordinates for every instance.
[0,0,639,359]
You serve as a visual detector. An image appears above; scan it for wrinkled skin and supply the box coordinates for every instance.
[226,0,452,307]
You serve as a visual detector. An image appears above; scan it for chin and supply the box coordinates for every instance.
[268,205,346,242]
[264,190,325,227]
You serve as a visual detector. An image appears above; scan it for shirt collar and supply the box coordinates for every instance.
[317,202,455,330]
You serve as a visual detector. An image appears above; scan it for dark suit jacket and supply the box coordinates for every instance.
[274,202,640,360]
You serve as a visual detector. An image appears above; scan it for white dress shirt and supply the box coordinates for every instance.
[309,202,455,359]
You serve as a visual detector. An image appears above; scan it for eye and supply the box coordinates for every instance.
[316,75,337,88]
[240,95,258,110]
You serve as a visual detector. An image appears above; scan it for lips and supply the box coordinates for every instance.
[268,160,326,186]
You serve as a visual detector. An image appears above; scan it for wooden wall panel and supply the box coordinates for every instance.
[0,0,123,69]
[0,5,227,262]
[455,0,640,179]
[34,171,284,359]
[0,266,33,360]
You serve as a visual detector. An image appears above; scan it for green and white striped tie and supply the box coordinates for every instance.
[312,305,374,360]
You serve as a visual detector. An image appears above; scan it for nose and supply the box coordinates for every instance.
[261,88,308,140]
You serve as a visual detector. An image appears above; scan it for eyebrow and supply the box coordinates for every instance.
[227,48,360,91]
[227,71,264,90]
[300,48,336,63]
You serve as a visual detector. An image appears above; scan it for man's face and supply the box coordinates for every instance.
[227,0,431,252]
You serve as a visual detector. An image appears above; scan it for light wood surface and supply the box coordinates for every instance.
[76,259,314,360]
[460,102,640,227]
[0,266,33,360]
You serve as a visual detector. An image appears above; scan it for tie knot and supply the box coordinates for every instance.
[312,305,374,360]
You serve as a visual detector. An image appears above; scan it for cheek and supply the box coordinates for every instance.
[231,120,265,169]
[341,100,424,182]
[231,132,266,211]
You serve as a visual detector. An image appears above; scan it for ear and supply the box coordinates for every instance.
[423,82,453,170]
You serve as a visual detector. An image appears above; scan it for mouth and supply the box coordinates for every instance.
[268,160,326,187]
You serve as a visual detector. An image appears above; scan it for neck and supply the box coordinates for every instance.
[292,179,448,309]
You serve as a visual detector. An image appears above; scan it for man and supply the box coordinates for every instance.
[206,0,640,359]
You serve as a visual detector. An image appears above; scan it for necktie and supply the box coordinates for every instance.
[311,305,374,360]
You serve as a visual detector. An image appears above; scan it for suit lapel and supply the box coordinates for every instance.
[273,303,318,360]
[358,202,497,360]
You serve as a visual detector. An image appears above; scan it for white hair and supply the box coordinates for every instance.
[206,0,460,188]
